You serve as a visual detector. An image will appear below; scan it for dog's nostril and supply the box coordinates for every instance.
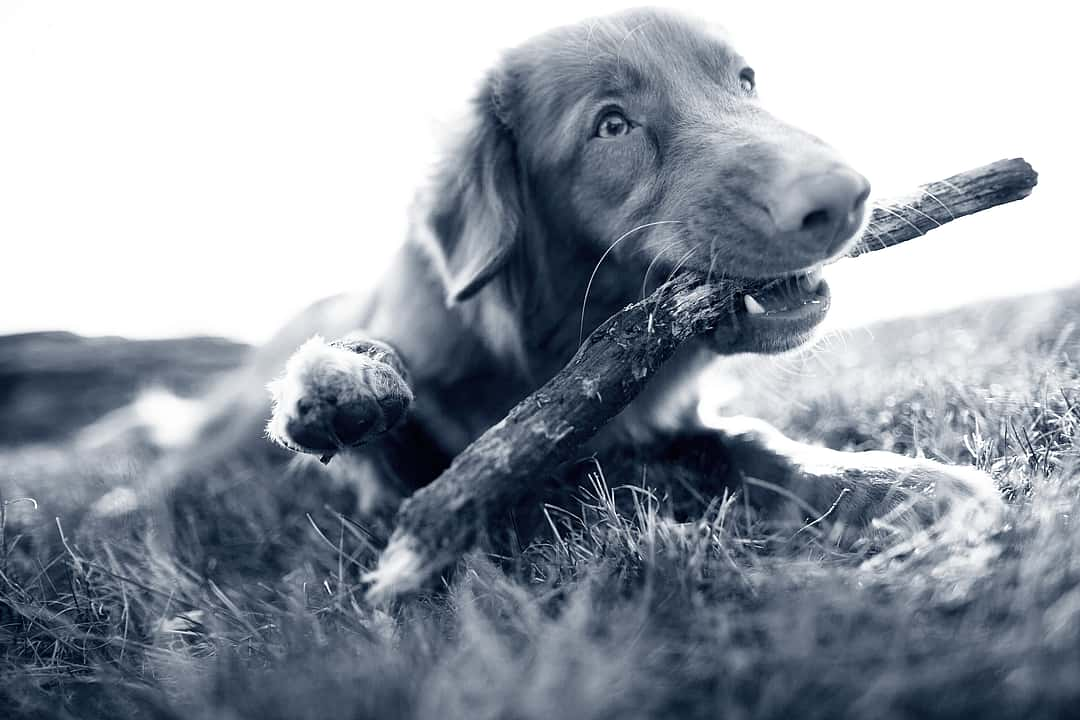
[800,209,832,232]
[296,398,313,416]
[774,170,870,244]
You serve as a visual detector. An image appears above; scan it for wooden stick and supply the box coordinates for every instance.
[364,158,1038,601]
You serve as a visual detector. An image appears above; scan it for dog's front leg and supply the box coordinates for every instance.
[265,333,413,461]
[707,415,1004,542]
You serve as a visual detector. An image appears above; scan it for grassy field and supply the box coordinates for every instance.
[2,286,1080,719]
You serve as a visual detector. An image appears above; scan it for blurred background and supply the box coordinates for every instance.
[0,0,1073,344]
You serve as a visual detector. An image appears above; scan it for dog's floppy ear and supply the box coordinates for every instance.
[427,71,523,304]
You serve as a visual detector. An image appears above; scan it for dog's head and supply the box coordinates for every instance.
[425,9,870,355]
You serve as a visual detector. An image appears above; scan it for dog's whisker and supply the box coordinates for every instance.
[862,220,893,252]
[769,350,817,379]
[615,19,653,67]
[579,220,683,347]
[877,206,924,237]
[898,202,942,228]
[705,235,719,286]
[640,236,683,300]
[921,188,956,220]
[862,226,888,252]
[940,179,966,196]
[584,20,599,66]
[647,245,699,327]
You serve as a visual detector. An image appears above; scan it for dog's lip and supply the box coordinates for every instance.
[732,267,831,324]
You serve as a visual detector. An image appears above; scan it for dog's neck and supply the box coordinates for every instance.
[493,225,639,383]
[403,200,647,389]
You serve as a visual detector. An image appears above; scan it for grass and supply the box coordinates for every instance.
[2,286,1080,719]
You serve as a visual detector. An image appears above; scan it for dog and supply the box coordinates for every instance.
[105,9,1001,542]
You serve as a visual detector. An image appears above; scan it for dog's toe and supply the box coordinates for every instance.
[329,395,379,446]
[284,414,338,453]
[267,335,413,455]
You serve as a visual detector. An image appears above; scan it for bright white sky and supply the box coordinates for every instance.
[0,1,1074,343]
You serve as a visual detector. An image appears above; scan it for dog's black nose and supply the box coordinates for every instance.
[772,170,871,254]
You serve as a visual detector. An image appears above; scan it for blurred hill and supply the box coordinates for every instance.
[713,282,1080,456]
[0,331,249,446]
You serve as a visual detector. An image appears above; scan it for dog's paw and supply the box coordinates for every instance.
[707,416,1004,541]
[887,459,1005,536]
[266,335,413,458]
[859,460,1006,571]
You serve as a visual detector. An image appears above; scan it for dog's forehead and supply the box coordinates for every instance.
[508,11,745,124]
[504,12,746,164]
[591,12,741,77]
[543,13,738,83]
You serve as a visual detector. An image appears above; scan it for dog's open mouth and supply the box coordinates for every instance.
[737,267,830,321]
[728,267,831,349]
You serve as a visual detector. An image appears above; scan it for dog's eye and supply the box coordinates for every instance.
[739,67,756,94]
[595,111,632,138]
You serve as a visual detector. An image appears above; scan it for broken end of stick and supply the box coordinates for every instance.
[1007,156,1039,196]
[364,532,428,604]
[963,157,1038,195]
[849,157,1039,258]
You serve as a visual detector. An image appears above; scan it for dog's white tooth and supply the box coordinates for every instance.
[744,294,766,315]
[798,267,825,293]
